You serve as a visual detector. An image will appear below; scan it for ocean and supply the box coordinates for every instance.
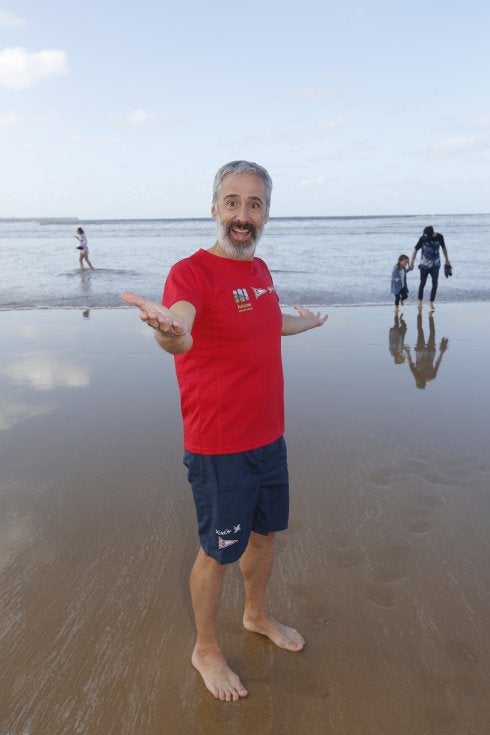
[1,213,489,310]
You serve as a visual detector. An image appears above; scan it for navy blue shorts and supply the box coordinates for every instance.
[183,436,289,564]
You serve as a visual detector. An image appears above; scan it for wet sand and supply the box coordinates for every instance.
[1,304,489,734]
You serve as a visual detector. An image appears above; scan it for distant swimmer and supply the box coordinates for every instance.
[75,227,94,270]
[409,226,450,311]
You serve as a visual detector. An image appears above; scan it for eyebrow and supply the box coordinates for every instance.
[224,194,264,205]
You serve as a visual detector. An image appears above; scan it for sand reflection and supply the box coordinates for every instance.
[1,353,90,391]
[389,312,449,389]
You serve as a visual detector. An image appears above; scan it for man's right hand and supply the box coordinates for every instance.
[121,292,194,353]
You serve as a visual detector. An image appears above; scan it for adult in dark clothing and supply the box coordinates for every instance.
[409,225,451,310]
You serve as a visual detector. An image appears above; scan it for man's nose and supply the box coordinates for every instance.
[236,203,251,221]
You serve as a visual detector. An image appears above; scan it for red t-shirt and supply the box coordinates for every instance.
[163,248,284,454]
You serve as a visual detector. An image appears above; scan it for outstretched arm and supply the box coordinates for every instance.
[121,291,195,354]
[281,305,328,336]
[409,248,417,271]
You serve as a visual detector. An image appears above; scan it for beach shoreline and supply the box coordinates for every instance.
[1,304,489,734]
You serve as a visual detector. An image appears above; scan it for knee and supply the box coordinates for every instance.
[248,531,276,550]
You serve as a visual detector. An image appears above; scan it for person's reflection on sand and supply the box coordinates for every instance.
[79,270,93,296]
[404,312,448,389]
[389,314,407,364]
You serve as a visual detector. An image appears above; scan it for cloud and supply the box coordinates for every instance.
[108,109,159,127]
[127,109,158,125]
[429,135,486,155]
[465,116,490,129]
[300,175,326,188]
[316,116,348,131]
[223,127,302,149]
[331,140,377,158]
[289,88,337,102]
[0,47,68,90]
[0,10,24,27]
[0,111,58,127]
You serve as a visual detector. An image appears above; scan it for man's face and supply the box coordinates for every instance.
[212,172,269,260]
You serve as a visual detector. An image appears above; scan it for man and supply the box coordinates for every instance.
[122,160,327,702]
[409,225,450,310]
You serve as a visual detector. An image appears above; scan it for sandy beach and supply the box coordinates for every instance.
[1,303,489,735]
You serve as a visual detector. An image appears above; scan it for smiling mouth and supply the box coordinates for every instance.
[228,221,256,242]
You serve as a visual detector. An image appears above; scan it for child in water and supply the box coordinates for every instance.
[391,254,409,312]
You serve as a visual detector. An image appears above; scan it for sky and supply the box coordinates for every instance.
[0,0,489,219]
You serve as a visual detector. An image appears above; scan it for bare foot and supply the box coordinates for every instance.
[429,302,435,311]
[191,644,248,702]
[243,612,305,652]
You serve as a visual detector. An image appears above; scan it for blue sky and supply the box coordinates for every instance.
[1,0,489,218]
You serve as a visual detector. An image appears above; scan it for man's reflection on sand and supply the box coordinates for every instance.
[389,314,408,364]
[404,312,448,389]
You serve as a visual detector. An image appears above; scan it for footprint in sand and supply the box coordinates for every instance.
[402,492,444,534]
[443,638,481,697]
[329,532,363,568]
[365,545,410,609]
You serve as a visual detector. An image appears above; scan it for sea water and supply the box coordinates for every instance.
[1,213,489,310]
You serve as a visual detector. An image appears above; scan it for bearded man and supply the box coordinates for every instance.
[122,160,327,702]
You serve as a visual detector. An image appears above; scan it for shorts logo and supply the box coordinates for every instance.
[218,537,239,550]
[233,288,252,312]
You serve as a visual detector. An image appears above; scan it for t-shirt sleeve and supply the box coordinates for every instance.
[162,259,203,315]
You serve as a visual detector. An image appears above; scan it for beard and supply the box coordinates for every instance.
[216,218,264,260]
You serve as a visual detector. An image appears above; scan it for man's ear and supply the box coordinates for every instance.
[211,204,216,220]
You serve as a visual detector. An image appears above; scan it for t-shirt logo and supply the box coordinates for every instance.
[233,288,253,312]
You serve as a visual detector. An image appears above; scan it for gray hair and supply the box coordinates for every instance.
[212,160,273,216]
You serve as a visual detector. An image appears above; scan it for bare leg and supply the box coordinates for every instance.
[190,548,248,702]
[417,299,423,311]
[79,253,85,269]
[241,532,305,652]
[85,255,94,270]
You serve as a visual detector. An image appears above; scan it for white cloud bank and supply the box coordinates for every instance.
[0,47,68,90]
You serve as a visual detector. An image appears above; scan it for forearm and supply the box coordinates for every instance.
[154,329,193,354]
[281,312,326,335]
[409,249,417,268]
[121,292,195,354]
